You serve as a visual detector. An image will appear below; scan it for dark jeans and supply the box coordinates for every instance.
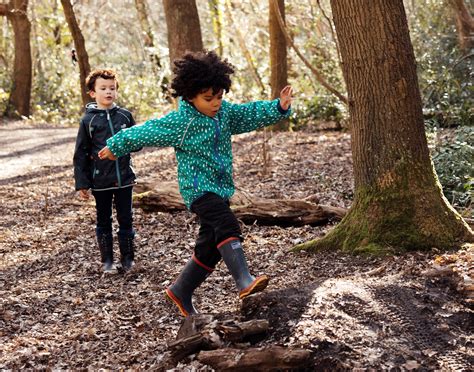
[190,192,242,270]
[92,186,134,236]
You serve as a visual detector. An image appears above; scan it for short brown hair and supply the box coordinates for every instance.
[85,69,119,92]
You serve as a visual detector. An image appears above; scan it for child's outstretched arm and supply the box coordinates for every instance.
[98,146,116,160]
[228,85,293,135]
[98,111,184,160]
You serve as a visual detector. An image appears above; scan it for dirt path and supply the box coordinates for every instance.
[0,122,78,182]
[0,122,472,370]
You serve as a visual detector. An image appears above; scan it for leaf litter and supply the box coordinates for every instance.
[0,123,472,370]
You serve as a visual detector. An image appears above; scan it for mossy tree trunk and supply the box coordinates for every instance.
[208,0,223,56]
[296,0,473,254]
[0,0,32,118]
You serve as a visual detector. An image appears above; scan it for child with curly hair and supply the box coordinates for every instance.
[99,51,293,316]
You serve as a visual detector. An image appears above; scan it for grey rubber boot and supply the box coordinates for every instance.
[165,258,212,317]
[97,231,117,274]
[118,232,135,271]
[218,238,269,299]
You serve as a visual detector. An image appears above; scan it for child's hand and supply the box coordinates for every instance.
[79,189,90,200]
[98,146,117,160]
[279,85,293,111]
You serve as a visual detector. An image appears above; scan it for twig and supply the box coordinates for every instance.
[270,0,348,105]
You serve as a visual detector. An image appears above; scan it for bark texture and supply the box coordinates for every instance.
[269,0,289,130]
[133,181,346,226]
[1,0,32,117]
[296,0,473,254]
[197,347,312,370]
[157,314,311,370]
[60,0,91,106]
[162,0,203,65]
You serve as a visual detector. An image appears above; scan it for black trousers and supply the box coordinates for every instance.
[190,192,242,270]
[92,186,134,236]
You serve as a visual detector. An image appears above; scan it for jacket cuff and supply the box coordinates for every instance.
[106,138,122,157]
[277,99,291,115]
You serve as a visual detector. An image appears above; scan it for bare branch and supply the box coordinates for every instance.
[225,0,266,95]
[270,0,348,105]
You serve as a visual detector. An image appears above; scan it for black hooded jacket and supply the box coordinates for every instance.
[73,103,137,191]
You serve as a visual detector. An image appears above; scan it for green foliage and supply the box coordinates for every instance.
[0,87,8,114]
[0,0,471,132]
[408,0,473,127]
[290,94,345,130]
[430,125,473,212]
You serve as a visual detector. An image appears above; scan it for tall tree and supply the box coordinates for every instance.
[225,0,265,95]
[296,0,472,254]
[162,0,203,65]
[208,0,223,56]
[450,0,474,53]
[0,0,32,118]
[269,0,288,130]
[135,0,161,69]
[60,0,91,106]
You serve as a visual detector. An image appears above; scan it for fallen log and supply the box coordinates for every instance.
[197,346,312,371]
[133,181,347,226]
[157,315,271,369]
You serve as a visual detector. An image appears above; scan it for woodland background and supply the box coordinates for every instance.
[0,0,472,212]
[0,0,473,370]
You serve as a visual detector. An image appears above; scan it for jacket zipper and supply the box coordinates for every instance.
[107,110,122,187]
[213,118,225,188]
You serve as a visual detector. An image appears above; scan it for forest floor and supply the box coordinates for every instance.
[0,120,472,371]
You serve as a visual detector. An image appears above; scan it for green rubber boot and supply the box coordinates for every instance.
[218,238,269,299]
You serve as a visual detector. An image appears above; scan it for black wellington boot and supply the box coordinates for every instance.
[218,238,269,299]
[97,231,117,274]
[165,257,212,317]
[118,232,135,271]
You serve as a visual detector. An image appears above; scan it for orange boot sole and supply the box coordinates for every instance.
[239,275,269,299]
[165,288,189,317]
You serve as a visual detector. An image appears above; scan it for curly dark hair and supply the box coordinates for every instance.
[170,51,235,100]
[85,69,119,92]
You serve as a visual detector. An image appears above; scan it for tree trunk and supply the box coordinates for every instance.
[162,0,203,65]
[208,0,224,56]
[60,0,91,107]
[296,0,473,254]
[134,0,161,69]
[225,0,266,96]
[269,0,288,130]
[52,0,61,45]
[1,0,32,118]
[450,0,474,53]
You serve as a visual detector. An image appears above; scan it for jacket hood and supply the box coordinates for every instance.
[85,102,120,114]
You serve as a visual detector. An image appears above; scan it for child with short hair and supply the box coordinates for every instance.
[74,69,138,274]
[99,51,293,315]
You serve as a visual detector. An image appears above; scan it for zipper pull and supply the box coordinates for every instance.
[106,110,110,121]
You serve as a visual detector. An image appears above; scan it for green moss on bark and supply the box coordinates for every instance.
[293,184,473,255]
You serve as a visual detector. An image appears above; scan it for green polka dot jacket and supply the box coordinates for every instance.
[106,98,291,208]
